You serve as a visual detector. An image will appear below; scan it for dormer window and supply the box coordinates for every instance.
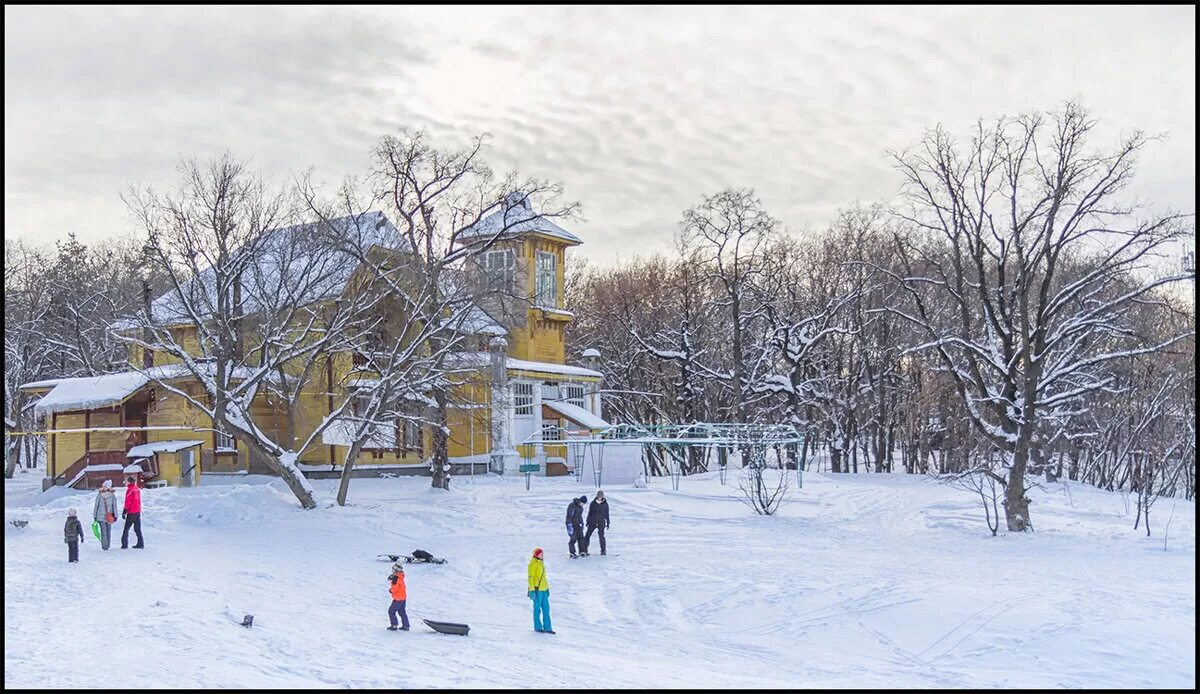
[535,251,556,307]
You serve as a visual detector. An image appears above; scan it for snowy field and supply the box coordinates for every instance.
[4,466,1195,688]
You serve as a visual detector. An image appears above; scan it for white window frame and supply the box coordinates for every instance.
[542,420,563,441]
[403,419,422,449]
[563,383,586,408]
[513,382,534,417]
[535,251,557,307]
[216,430,236,450]
[485,249,516,291]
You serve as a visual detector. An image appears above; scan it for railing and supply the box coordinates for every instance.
[55,450,129,488]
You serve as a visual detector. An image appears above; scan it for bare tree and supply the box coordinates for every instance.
[328,130,578,492]
[679,189,778,426]
[736,447,791,515]
[885,102,1194,531]
[120,154,388,509]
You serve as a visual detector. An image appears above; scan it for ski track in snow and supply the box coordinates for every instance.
[4,467,1195,688]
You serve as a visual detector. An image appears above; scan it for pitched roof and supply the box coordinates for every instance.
[458,193,582,245]
[116,212,407,328]
[23,363,258,415]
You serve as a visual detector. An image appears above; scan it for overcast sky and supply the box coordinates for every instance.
[4,5,1195,266]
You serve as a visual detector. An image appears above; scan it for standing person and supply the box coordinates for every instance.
[387,562,410,631]
[93,479,118,551]
[120,475,144,549]
[64,508,84,563]
[527,547,554,634]
[565,495,586,558]
[585,490,611,556]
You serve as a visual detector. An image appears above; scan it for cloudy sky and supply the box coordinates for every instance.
[4,5,1195,266]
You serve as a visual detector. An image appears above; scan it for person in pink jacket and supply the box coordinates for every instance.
[120,475,145,549]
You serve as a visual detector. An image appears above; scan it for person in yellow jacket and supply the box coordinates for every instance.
[527,547,554,634]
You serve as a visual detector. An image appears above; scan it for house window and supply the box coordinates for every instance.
[485,250,516,291]
[404,420,422,450]
[351,389,372,416]
[542,420,562,441]
[563,384,586,408]
[513,382,533,416]
[535,251,556,307]
[216,431,236,451]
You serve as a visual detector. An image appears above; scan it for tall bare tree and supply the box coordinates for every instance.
[885,102,1194,531]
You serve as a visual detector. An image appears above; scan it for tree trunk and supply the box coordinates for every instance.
[1004,442,1032,532]
[4,436,20,479]
[430,389,450,490]
[335,439,366,506]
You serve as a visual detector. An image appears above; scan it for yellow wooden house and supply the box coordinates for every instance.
[22,201,606,490]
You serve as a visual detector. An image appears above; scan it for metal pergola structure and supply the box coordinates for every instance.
[514,422,807,490]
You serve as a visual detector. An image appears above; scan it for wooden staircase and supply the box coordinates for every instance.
[54,450,144,490]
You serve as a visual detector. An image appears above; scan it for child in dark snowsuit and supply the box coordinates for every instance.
[387,563,410,631]
[64,508,84,562]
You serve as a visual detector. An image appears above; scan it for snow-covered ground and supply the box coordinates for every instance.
[4,466,1195,688]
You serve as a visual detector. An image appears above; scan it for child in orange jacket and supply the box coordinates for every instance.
[387,563,410,631]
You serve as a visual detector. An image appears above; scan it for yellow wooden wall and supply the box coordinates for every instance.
[508,235,570,364]
[447,377,492,458]
[52,414,86,477]
[90,410,125,451]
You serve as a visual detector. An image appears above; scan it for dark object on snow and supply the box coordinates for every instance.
[377,552,447,564]
[10,519,28,528]
[423,618,469,636]
[411,549,434,561]
[241,614,254,628]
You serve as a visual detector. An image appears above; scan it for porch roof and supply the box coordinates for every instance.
[544,400,609,429]
[127,440,205,458]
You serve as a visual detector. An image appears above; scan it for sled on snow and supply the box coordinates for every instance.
[423,618,469,636]
[377,549,447,564]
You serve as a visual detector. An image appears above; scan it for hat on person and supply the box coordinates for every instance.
[101,479,113,489]
[532,547,544,558]
[67,508,77,517]
[391,562,405,573]
[578,495,587,504]
[595,490,605,500]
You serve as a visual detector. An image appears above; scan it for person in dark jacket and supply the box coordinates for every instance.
[584,489,611,555]
[64,508,84,563]
[565,495,586,558]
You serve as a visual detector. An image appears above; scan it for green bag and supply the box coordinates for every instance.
[91,520,101,541]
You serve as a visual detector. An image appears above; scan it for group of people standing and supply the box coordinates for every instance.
[62,475,145,562]
[565,489,610,558]
[382,489,617,635]
[519,489,614,634]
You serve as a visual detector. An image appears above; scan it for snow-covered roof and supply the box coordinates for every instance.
[127,440,204,458]
[115,212,408,328]
[506,358,602,379]
[28,372,149,415]
[456,304,507,336]
[24,363,257,415]
[545,400,609,429]
[123,463,144,474]
[581,348,601,359]
[321,419,400,449]
[458,193,582,245]
[442,353,603,379]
